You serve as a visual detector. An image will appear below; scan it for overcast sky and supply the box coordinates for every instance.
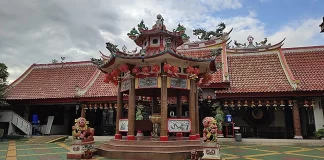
[0,0,323,83]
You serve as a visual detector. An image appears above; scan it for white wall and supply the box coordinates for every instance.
[314,98,324,131]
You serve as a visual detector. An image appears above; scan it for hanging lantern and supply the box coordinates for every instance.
[113,80,118,86]
[266,100,270,107]
[142,66,151,73]
[99,104,103,109]
[243,100,248,107]
[94,104,98,110]
[111,68,120,77]
[104,103,108,109]
[288,100,293,107]
[84,104,88,110]
[171,66,179,74]
[237,101,242,107]
[163,63,171,72]
[152,65,160,72]
[223,101,228,107]
[251,100,255,107]
[186,66,194,74]
[132,67,140,74]
[273,100,277,107]
[304,100,309,107]
[89,104,93,110]
[280,100,285,107]
[119,64,129,72]
[257,100,262,107]
[230,101,235,107]
[194,68,200,75]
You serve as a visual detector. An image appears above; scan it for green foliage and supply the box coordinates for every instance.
[0,63,9,105]
[314,128,324,138]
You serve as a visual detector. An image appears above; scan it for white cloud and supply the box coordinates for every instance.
[0,0,323,83]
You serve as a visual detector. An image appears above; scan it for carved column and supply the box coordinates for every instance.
[127,76,136,140]
[293,100,303,139]
[160,74,168,141]
[195,82,200,139]
[189,78,197,140]
[115,78,123,139]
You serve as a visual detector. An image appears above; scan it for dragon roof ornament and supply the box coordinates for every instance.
[193,22,226,40]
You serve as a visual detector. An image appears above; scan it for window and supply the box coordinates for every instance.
[152,39,158,44]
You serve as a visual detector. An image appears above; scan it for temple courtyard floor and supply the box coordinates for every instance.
[0,138,324,160]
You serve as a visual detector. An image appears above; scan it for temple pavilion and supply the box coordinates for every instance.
[2,15,324,140]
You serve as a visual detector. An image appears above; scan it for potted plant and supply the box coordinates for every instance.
[212,102,224,137]
[314,128,324,140]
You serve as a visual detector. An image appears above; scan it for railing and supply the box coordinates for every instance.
[10,111,32,135]
[0,110,32,135]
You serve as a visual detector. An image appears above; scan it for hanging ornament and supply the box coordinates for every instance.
[99,104,103,110]
[132,67,140,74]
[119,64,129,72]
[194,68,200,75]
[280,100,285,107]
[223,101,228,107]
[163,63,171,73]
[142,66,151,73]
[104,103,108,109]
[186,66,194,74]
[258,100,262,107]
[111,68,121,77]
[152,65,160,72]
[171,65,179,74]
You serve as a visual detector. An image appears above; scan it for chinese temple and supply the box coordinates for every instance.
[3,14,324,144]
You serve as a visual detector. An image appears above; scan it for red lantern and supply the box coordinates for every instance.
[111,68,120,77]
[186,66,194,74]
[194,68,200,75]
[142,66,151,73]
[119,64,129,72]
[132,67,140,74]
[104,73,113,83]
[163,63,171,72]
[113,80,118,86]
[152,65,160,72]
[171,66,179,74]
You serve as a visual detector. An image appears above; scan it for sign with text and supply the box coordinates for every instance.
[168,119,191,132]
[202,143,221,159]
[119,119,128,132]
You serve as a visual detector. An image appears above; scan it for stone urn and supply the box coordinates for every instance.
[149,113,161,138]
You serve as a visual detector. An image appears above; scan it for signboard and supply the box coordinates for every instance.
[121,79,130,92]
[138,77,158,88]
[168,119,191,132]
[170,78,187,89]
[119,119,128,132]
[226,114,232,123]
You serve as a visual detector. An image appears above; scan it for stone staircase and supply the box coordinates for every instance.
[96,138,203,160]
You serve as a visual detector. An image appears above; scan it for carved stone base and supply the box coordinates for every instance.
[67,139,95,159]
[201,143,221,160]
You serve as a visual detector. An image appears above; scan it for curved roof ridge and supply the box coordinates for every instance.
[282,45,324,53]
[277,48,300,90]
[75,69,102,97]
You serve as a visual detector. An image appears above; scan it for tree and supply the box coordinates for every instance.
[0,63,9,106]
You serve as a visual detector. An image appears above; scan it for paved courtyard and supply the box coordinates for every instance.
[0,140,324,160]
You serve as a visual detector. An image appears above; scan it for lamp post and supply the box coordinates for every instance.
[320,17,324,33]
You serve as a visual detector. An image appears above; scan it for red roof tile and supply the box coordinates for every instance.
[5,61,97,100]
[284,50,324,91]
[82,71,117,97]
[216,53,293,93]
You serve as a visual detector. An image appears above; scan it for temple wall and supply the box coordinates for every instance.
[314,98,324,131]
